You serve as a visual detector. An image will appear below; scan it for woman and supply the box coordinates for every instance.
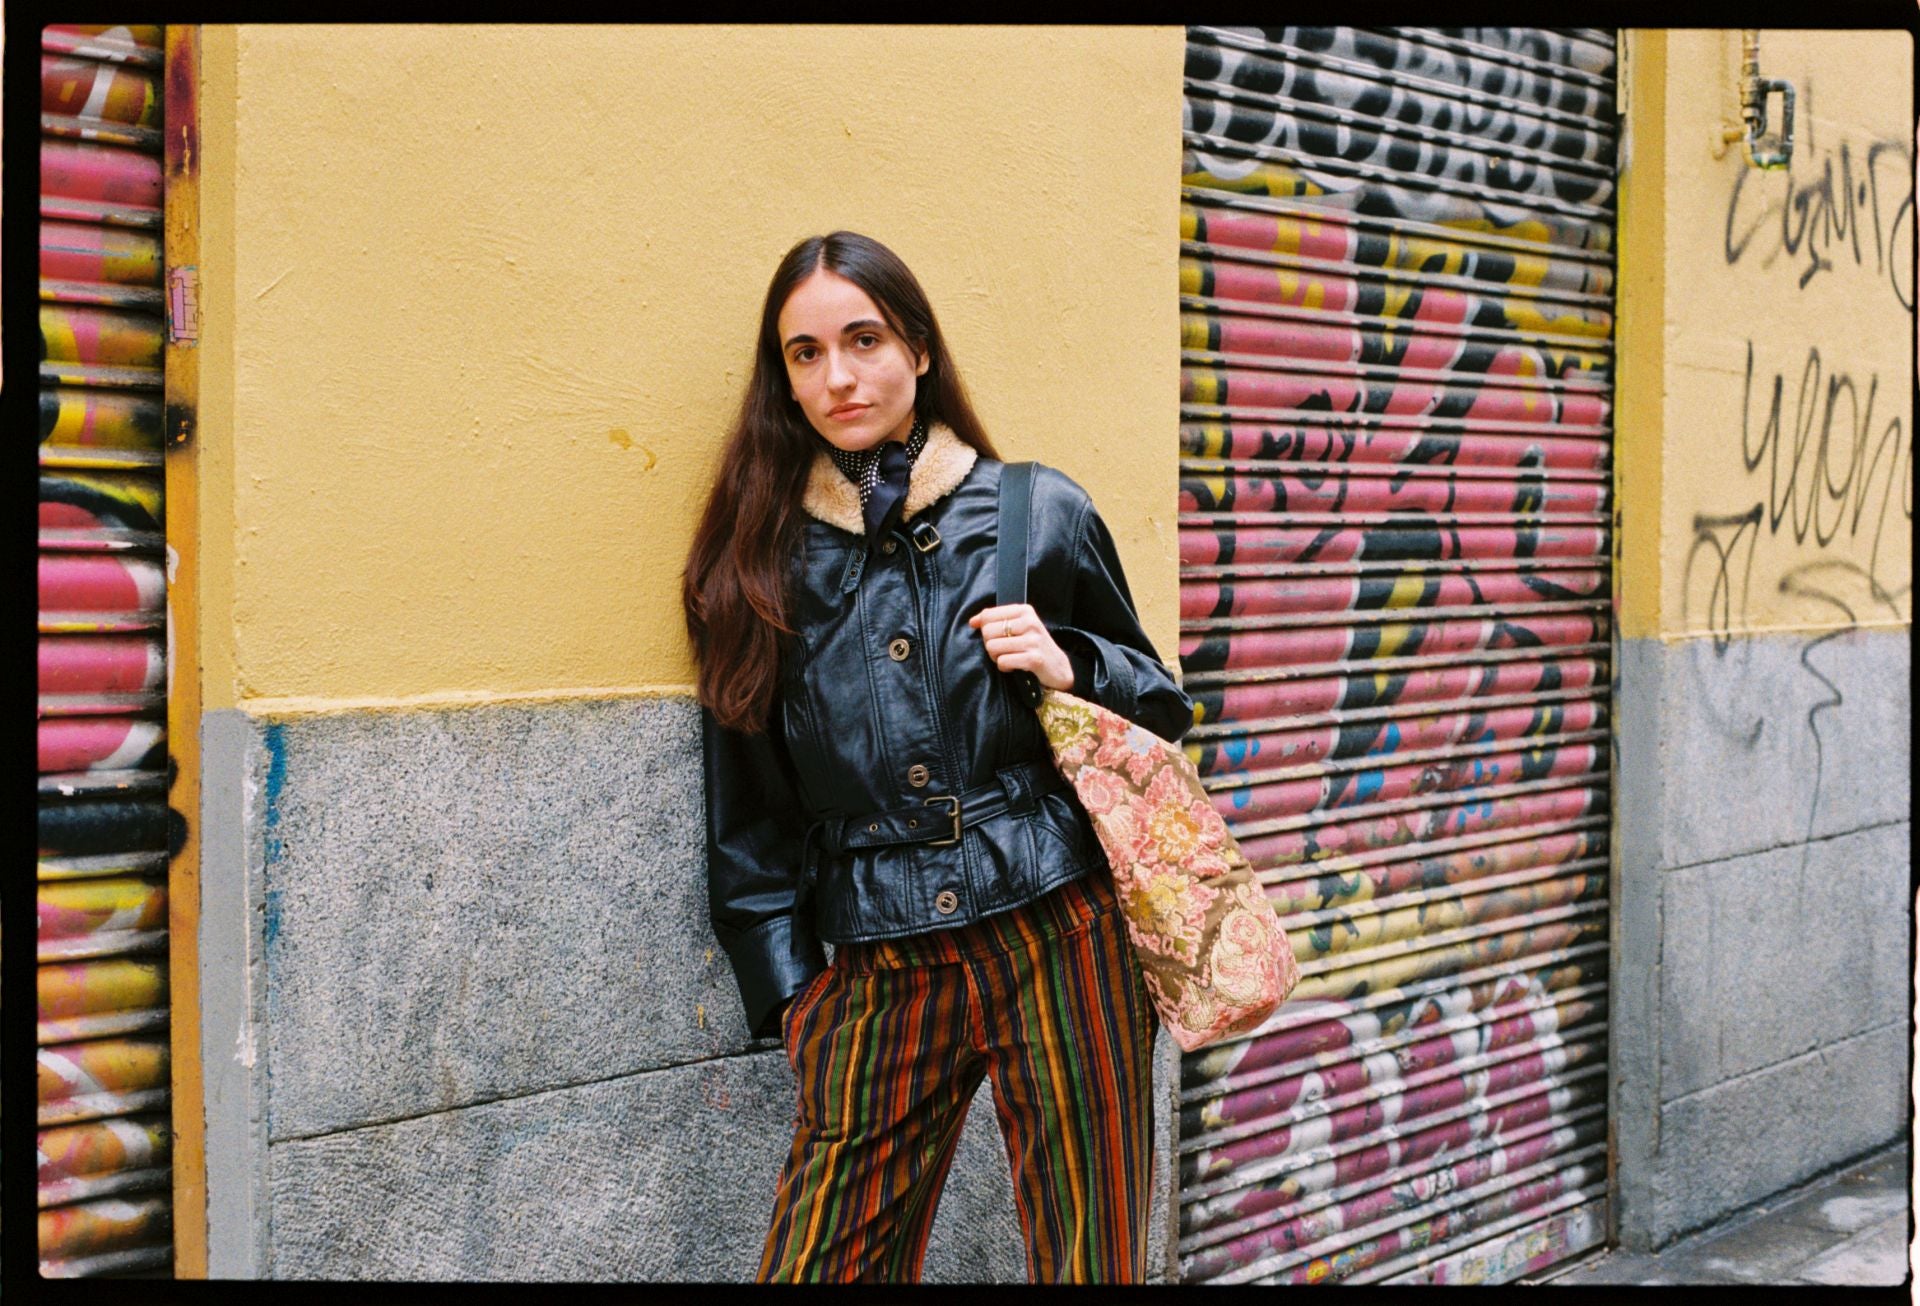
[682,231,1191,1283]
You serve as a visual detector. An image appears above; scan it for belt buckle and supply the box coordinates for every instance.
[910,520,942,553]
[923,794,962,846]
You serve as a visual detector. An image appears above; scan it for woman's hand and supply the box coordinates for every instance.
[969,603,1075,691]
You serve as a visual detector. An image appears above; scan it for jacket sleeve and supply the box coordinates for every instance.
[1049,494,1196,745]
[702,700,827,1040]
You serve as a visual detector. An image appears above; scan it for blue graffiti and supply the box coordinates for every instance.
[262,723,288,947]
[1370,722,1402,756]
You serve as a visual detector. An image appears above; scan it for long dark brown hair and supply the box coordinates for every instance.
[683,232,1000,732]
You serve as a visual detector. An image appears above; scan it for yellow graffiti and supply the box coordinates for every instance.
[36,958,166,1019]
[1184,162,1323,200]
[45,471,163,524]
[1386,574,1427,608]
[43,392,157,451]
[1503,299,1613,341]
[1401,235,1468,276]
[39,878,167,933]
[39,1116,172,1178]
[1508,251,1552,289]
[38,1037,169,1100]
[1291,874,1597,962]
[1373,623,1415,658]
[1291,914,1606,1003]
[1379,281,1416,322]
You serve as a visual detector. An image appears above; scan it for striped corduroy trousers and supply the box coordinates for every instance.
[758,871,1157,1283]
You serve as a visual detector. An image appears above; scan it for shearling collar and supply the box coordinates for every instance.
[801,422,979,535]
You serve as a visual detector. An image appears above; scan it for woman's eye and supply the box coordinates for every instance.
[791,347,817,363]
[854,333,879,348]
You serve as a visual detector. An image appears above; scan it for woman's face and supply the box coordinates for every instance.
[777,268,929,453]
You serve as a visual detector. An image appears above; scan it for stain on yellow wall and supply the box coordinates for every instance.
[208,26,1183,709]
[1654,30,1912,642]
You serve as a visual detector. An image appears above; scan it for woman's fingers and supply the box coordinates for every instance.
[971,603,1072,689]
[967,602,1038,632]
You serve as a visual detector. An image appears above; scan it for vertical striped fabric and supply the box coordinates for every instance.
[759,874,1157,1283]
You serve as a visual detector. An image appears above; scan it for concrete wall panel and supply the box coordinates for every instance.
[1653,629,1910,868]
[1658,821,1911,1098]
[267,1049,1030,1281]
[1647,1021,1908,1241]
[260,696,742,1140]
[1612,629,1910,1249]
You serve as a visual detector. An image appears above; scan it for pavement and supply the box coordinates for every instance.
[1537,1140,1911,1287]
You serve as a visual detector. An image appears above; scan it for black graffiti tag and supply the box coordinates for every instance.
[1739,342,1911,593]
[1724,130,1915,309]
[1683,342,1911,648]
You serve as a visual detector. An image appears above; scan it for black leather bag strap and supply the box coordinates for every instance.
[996,462,1044,708]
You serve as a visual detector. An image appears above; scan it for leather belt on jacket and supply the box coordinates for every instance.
[790,759,1069,957]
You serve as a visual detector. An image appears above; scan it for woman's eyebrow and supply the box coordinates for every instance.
[783,319,889,351]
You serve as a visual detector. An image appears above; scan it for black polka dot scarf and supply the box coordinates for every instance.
[823,414,929,512]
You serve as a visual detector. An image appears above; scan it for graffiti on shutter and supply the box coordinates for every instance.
[1176,27,1617,1284]
[38,23,177,1280]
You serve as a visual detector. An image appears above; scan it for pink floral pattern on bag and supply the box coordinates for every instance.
[1036,689,1300,1052]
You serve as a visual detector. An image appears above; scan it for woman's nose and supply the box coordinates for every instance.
[825,350,854,390]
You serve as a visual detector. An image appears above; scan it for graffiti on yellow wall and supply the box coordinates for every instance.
[1667,42,1913,643]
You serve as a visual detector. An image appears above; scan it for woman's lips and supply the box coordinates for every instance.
[828,404,869,421]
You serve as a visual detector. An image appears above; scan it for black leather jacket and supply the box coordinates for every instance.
[702,427,1193,1038]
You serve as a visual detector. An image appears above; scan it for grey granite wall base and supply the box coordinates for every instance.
[1612,628,1911,1251]
[200,695,1180,1280]
[269,1049,1033,1281]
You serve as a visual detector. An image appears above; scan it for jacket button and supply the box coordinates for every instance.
[907,764,930,787]
[881,539,898,555]
[888,637,911,661]
[934,890,959,915]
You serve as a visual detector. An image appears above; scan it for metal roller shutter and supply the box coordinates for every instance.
[37,23,176,1279]
[1175,26,1616,1284]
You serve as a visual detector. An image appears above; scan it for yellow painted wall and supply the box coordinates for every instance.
[199,26,238,710]
[1613,30,1667,643]
[205,25,1184,711]
[1627,30,1912,642]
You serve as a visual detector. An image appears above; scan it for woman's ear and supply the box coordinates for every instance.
[914,347,930,379]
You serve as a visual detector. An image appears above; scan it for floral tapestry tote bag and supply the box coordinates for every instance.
[999,462,1299,1052]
